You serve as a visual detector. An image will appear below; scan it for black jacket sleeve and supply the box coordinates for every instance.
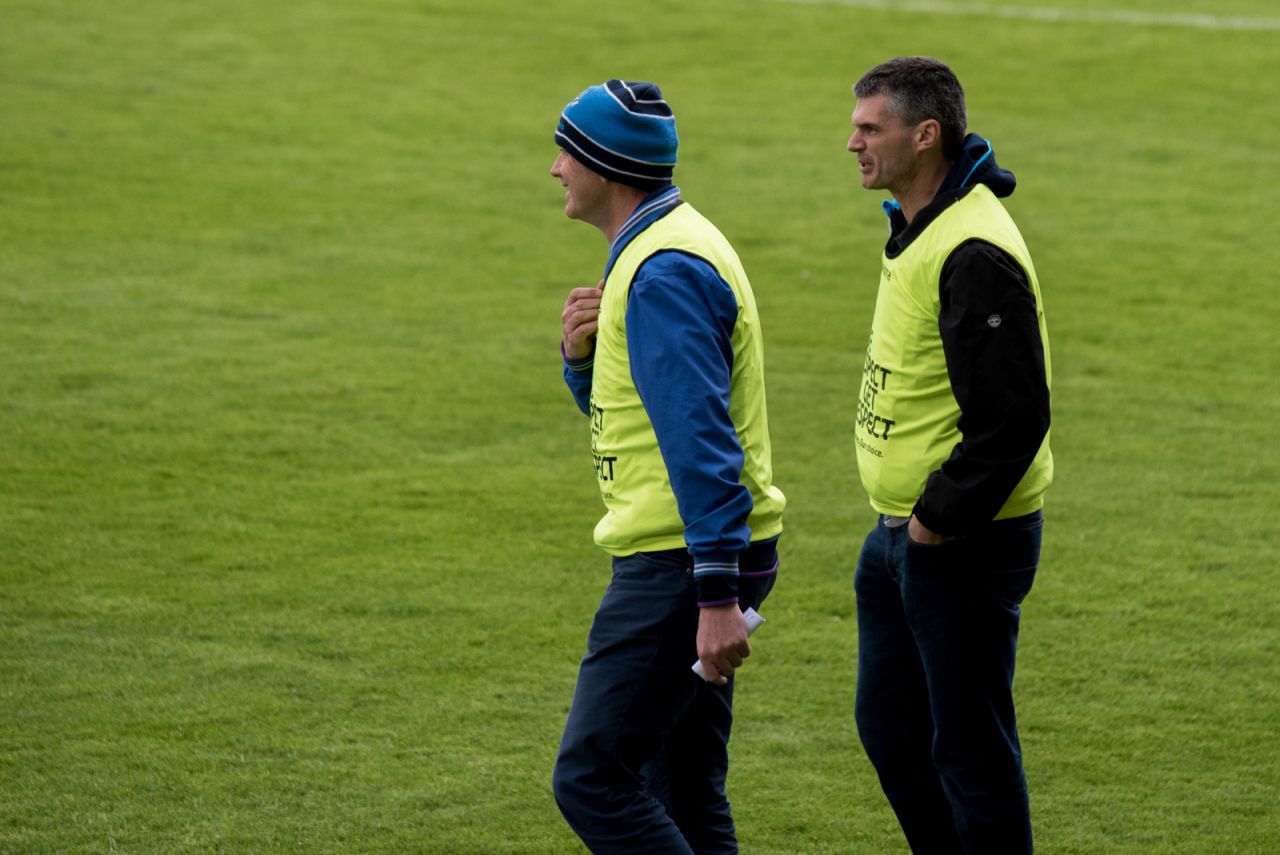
[911,239,1050,536]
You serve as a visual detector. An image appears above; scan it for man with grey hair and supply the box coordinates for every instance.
[846,56,1052,853]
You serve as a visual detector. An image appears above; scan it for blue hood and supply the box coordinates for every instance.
[941,133,1016,197]
[879,133,1021,248]
[881,133,1018,221]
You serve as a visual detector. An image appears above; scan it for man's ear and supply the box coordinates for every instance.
[915,119,942,153]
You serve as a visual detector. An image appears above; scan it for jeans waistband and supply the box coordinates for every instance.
[634,535,781,574]
[881,510,1043,532]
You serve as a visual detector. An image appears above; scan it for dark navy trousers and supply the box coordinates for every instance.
[553,547,776,854]
[854,512,1042,854]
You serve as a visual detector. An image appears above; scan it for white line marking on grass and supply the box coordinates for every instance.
[774,0,1280,31]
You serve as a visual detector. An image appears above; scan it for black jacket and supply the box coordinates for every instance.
[883,134,1051,537]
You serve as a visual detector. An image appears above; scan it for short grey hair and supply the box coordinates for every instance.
[854,56,967,159]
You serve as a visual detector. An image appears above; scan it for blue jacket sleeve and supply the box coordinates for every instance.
[626,250,754,606]
[561,343,593,416]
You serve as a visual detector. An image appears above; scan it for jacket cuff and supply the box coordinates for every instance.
[561,341,594,371]
[694,551,739,607]
[911,497,957,538]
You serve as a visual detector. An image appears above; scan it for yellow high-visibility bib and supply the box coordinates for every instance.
[590,203,786,555]
[856,184,1053,519]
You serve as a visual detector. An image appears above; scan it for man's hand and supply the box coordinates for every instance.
[561,280,605,361]
[696,604,750,686]
[908,515,953,545]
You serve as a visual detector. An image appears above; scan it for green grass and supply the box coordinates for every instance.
[3,0,1278,852]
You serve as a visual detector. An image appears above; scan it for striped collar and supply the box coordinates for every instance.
[603,185,683,280]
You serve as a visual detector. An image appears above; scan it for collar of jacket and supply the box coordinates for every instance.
[603,185,683,280]
[882,134,1017,258]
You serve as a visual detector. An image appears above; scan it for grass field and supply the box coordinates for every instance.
[3,0,1278,852]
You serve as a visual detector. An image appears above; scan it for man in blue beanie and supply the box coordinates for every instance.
[549,80,786,854]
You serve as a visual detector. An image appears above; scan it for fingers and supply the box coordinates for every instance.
[561,280,604,318]
[701,643,750,685]
[696,605,752,686]
[712,658,740,685]
[561,284,604,361]
[697,657,731,686]
[562,306,600,331]
[562,306,600,328]
[561,291,602,334]
[562,311,599,354]
[565,287,604,304]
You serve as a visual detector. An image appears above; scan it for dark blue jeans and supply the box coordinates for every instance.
[854,512,1042,854]
[553,546,777,854]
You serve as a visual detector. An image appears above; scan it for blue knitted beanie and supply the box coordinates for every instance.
[554,80,678,190]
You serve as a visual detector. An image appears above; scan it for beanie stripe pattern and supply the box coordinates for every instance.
[555,80,678,190]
